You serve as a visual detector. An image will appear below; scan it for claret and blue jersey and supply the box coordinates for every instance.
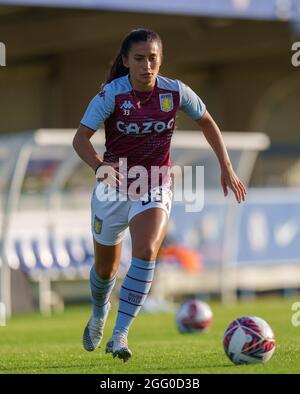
[80,74,206,188]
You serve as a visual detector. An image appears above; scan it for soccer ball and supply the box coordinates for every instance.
[175,299,213,333]
[223,316,276,365]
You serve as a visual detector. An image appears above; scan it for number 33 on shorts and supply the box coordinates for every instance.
[139,186,172,217]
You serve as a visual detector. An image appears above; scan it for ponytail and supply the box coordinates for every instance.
[105,53,129,85]
[103,28,162,86]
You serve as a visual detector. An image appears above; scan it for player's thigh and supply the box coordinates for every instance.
[129,207,169,261]
[91,181,129,277]
[93,239,123,279]
[91,181,128,247]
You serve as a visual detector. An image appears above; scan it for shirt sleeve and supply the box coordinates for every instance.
[177,80,206,120]
[80,85,115,131]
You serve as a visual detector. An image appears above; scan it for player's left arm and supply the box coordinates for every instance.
[195,111,247,203]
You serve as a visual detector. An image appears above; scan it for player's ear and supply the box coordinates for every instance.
[122,54,129,68]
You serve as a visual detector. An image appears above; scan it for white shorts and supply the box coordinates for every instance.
[91,181,173,246]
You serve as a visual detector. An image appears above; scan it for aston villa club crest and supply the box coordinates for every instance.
[159,93,173,112]
[94,215,102,234]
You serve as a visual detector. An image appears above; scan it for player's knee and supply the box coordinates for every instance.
[94,263,118,280]
[134,245,157,261]
[98,270,116,280]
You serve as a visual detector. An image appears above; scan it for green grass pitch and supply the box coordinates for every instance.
[0,298,299,374]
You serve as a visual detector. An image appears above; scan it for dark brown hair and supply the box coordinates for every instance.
[105,28,162,85]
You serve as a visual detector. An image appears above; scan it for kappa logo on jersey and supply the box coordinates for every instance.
[120,100,135,110]
[159,93,173,112]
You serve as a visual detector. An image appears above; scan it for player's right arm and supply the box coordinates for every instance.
[72,124,102,173]
[73,124,123,186]
[72,86,123,186]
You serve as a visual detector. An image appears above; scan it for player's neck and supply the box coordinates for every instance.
[129,76,156,92]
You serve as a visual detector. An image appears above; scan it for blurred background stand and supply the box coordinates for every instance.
[1,0,300,322]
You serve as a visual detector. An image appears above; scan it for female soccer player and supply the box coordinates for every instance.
[72,28,246,362]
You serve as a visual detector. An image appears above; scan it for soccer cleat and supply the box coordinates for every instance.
[82,303,111,352]
[105,338,114,354]
[105,332,132,362]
